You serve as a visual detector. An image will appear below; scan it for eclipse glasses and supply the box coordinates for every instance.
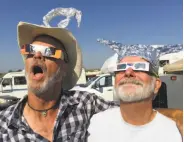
[20,44,64,60]
[115,62,158,77]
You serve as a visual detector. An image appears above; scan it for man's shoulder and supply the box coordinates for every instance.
[156,111,177,125]
[0,104,16,129]
[65,90,99,102]
[88,107,120,132]
[91,107,119,120]
[0,104,16,117]
[155,112,182,141]
[155,111,181,133]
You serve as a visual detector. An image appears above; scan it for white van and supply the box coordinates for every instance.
[72,73,183,109]
[0,72,27,99]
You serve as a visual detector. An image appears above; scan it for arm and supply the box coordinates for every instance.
[90,93,119,115]
[157,108,183,135]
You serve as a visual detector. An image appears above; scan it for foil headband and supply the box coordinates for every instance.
[97,38,183,74]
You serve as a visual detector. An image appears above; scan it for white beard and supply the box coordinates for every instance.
[25,67,62,97]
[115,78,156,103]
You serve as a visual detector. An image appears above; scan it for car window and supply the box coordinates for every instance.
[2,78,12,86]
[105,76,112,87]
[14,76,27,85]
[95,76,112,87]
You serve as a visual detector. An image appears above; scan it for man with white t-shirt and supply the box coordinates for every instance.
[88,45,182,142]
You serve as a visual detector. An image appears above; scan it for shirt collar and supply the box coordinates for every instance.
[7,95,28,130]
[6,91,80,129]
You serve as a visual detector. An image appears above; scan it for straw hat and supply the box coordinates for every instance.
[17,21,82,90]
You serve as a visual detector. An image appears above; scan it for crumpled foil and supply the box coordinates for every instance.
[97,38,122,54]
[43,7,82,28]
[97,39,183,74]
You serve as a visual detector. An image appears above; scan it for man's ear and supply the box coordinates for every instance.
[154,77,162,94]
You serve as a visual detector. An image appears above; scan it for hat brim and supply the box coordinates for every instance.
[17,22,82,90]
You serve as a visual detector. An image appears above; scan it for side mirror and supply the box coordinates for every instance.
[92,81,100,89]
[2,82,10,87]
[2,83,6,87]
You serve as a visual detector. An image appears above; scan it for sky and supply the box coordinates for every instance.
[0,0,182,72]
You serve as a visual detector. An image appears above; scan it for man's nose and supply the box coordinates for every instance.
[33,51,44,60]
[124,67,136,77]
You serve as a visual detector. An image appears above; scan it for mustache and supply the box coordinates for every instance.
[118,79,143,86]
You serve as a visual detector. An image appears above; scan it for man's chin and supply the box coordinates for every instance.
[116,91,153,103]
[118,86,141,94]
[121,84,141,88]
[28,82,47,93]
[117,95,144,103]
[28,86,46,96]
[115,88,145,102]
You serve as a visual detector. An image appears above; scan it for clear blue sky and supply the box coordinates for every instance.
[0,0,182,72]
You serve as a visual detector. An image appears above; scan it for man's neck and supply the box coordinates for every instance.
[24,86,62,117]
[120,99,156,125]
[23,94,60,142]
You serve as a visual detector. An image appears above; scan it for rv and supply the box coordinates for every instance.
[0,71,27,99]
[159,51,183,75]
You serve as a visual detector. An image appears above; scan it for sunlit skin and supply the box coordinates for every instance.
[115,56,161,96]
[115,57,183,135]
[23,35,67,141]
[115,56,162,125]
[25,40,64,88]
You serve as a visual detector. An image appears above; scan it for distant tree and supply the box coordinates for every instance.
[16,69,22,72]
[0,73,5,78]
[8,70,13,72]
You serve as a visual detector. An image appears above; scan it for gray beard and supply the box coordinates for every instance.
[115,78,156,103]
[26,67,62,97]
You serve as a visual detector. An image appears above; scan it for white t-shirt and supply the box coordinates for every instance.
[88,107,182,142]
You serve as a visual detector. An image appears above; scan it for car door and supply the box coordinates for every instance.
[93,75,113,101]
[1,78,13,93]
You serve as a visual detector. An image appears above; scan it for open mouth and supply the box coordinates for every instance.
[32,66,43,75]
[31,65,45,80]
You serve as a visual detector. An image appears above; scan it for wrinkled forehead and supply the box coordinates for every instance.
[119,56,149,63]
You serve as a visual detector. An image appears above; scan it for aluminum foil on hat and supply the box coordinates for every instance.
[97,38,183,75]
[43,7,82,28]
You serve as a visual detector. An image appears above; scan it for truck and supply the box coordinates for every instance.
[0,71,27,99]
[72,73,183,110]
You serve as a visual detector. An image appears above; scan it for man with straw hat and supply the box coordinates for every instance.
[0,8,117,142]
